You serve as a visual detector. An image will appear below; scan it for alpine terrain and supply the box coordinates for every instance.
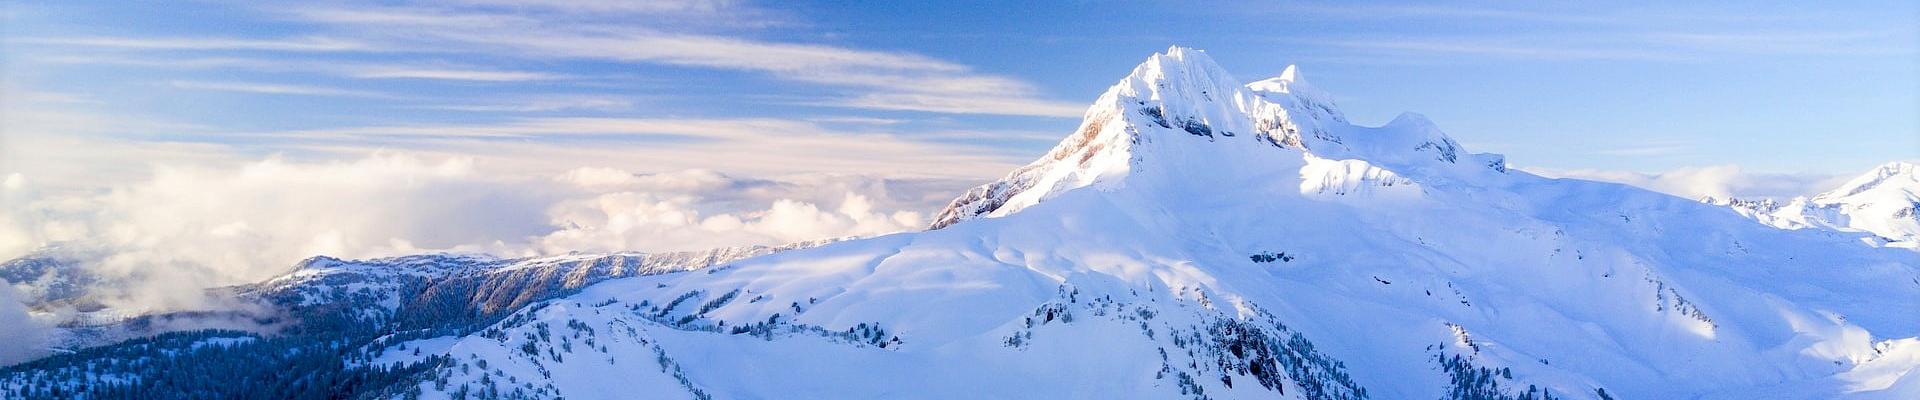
[5,47,1918,399]
[1706,161,1920,249]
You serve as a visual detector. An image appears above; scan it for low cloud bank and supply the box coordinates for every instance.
[1523,165,1849,200]
[0,152,973,354]
[0,280,52,366]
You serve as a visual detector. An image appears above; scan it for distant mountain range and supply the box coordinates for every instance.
[1706,161,1920,249]
[1,240,836,399]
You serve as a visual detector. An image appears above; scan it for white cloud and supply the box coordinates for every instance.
[37,55,569,83]
[535,191,922,253]
[1301,37,1681,61]
[0,280,53,366]
[1524,164,1849,200]
[16,2,1082,117]
[19,36,372,52]
[807,116,907,126]
[558,166,651,188]
[348,67,565,81]
[1,153,553,313]
[278,5,1082,117]
[0,152,970,317]
[437,0,738,15]
[277,117,814,138]
[168,80,392,98]
[837,93,1086,118]
[80,154,548,276]
[262,117,1029,179]
[1296,28,1915,62]
[537,168,956,252]
[421,95,634,112]
[0,176,43,264]
[1262,2,1919,60]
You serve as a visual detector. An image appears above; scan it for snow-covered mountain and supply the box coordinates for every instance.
[325,47,1914,400]
[0,246,104,313]
[1706,161,1920,249]
[6,47,1918,400]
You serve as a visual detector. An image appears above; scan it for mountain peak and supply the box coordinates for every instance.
[1249,70,1346,129]
[928,47,1501,230]
[1817,160,1920,202]
[1247,64,1308,93]
[1385,112,1435,128]
[1868,161,1918,179]
[1152,45,1220,71]
[927,47,1258,229]
[1159,45,1208,63]
[1115,46,1244,109]
[1858,161,1919,182]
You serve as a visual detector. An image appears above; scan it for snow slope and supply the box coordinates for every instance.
[0,241,843,396]
[392,47,1920,400]
[1708,161,1920,249]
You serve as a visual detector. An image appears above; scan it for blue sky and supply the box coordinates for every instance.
[3,0,1916,191]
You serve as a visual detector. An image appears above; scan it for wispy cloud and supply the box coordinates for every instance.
[1644,30,1917,56]
[287,6,549,30]
[439,0,737,15]
[19,36,373,52]
[40,55,565,82]
[241,116,1031,179]
[836,93,1085,118]
[419,95,634,112]
[1297,28,1914,62]
[807,116,907,126]
[1266,3,1917,62]
[17,3,1082,117]
[420,0,796,28]
[919,129,1070,142]
[1265,3,1847,26]
[348,67,565,81]
[1300,37,1681,61]
[278,5,1082,117]
[1270,3,1617,25]
[35,55,278,69]
[168,80,392,98]
[269,117,815,139]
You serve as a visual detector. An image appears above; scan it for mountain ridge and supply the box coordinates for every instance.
[1708,160,1920,248]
